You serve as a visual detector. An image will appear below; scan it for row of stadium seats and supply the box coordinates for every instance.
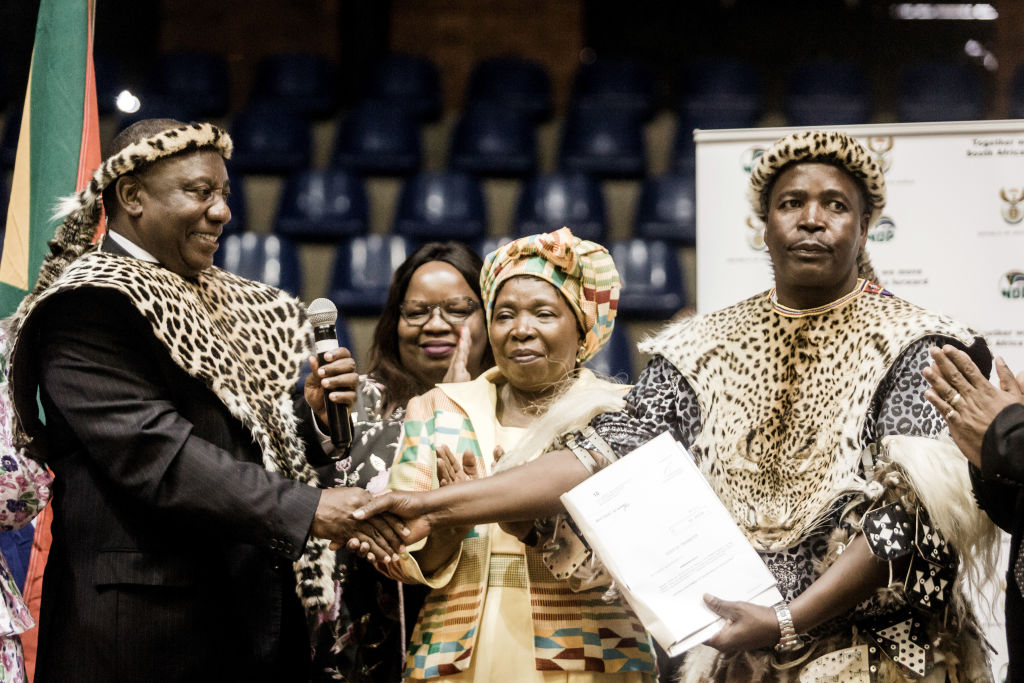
[76,52,1022,126]
[215,232,687,321]
[229,169,694,246]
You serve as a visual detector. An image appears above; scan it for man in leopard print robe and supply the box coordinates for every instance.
[3,119,399,682]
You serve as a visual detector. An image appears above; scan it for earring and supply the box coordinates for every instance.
[576,344,587,363]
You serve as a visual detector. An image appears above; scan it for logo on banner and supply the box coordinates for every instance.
[1001,271,1024,299]
[1000,188,1024,225]
[740,146,766,174]
[746,215,767,251]
[869,216,896,242]
[868,136,894,173]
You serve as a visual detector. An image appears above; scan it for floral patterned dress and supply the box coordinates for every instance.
[0,332,52,683]
[312,376,429,682]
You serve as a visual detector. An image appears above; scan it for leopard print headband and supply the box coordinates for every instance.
[747,130,886,227]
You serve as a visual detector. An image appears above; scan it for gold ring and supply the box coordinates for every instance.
[950,393,962,407]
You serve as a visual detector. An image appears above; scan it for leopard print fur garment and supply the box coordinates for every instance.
[641,286,977,552]
[6,249,336,623]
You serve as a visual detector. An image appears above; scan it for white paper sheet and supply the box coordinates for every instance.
[559,431,783,656]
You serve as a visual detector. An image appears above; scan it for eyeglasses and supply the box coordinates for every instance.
[399,296,481,326]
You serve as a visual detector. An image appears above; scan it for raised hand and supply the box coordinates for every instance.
[437,445,480,486]
[304,349,358,428]
[442,325,473,384]
[702,594,780,653]
[923,346,1024,468]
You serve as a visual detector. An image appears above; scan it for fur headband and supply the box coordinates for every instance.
[747,130,886,228]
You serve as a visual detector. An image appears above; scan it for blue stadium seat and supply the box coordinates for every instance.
[328,234,412,315]
[896,60,984,122]
[229,104,312,174]
[215,233,302,297]
[363,54,441,121]
[571,58,656,121]
[558,105,647,179]
[466,57,552,122]
[1009,65,1024,119]
[251,53,339,119]
[514,172,607,242]
[1,110,21,168]
[448,104,536,177]
[331,100,421,175]
[784,59,872,126]
[152,51,230,117]
[611,239,687,319]
[677,58,763,130]
[585,323,633,383]
[393,171,487,241]
[274,169,369,241]
[635,174,696,246]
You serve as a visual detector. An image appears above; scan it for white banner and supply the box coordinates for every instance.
[695,120,1024,372]
[695,120,1024,680]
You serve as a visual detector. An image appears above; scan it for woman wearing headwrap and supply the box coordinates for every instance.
[375,227,656,681]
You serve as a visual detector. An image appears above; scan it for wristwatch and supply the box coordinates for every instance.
[773,602,802,653]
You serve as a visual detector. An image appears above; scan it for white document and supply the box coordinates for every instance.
[559,431,783,656]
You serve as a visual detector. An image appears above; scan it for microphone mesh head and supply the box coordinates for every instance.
[307,298,338,327]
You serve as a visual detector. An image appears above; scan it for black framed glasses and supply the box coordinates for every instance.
[399,296,481,326]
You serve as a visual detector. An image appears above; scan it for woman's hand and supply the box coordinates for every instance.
[437,445,480,486]
[923,346,1024,468]
[442,326,474,384]
[702,595,780,653]
[304,350,358,428]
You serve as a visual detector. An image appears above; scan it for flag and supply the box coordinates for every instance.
[0,1,101,678]
[0,0,102,317]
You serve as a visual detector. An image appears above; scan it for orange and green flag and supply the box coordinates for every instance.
[0,0,102,317]
[0,2,101,678]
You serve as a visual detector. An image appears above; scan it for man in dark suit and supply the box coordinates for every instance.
[924,345,1024,682]
[3,119,403,682]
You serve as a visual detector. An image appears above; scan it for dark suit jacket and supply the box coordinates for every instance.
[26,242,323,682]
[970,402,1024,683]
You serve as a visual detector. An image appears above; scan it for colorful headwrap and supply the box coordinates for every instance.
[480,227,620,363]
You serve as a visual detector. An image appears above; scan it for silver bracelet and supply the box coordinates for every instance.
[773,602,802,653]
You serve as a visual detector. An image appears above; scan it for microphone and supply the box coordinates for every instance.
[306,298,352,449]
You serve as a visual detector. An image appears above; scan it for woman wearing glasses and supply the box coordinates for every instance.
[310,241,493,682]
[376,228,656,682]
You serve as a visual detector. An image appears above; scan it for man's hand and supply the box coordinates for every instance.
[304,349,358,428]
[924,346,1024,468]
[311,488,408,563]
[702,595,781,653]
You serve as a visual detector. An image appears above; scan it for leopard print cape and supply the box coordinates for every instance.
[5,249,336,623]
[641,286,977,553]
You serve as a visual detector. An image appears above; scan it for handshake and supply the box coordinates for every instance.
[309,486,434,563]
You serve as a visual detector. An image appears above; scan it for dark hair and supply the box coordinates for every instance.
[367,241,494,409]
[760,159,871,220]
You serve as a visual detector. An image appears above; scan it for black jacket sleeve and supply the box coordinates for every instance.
[37,289,320,560]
